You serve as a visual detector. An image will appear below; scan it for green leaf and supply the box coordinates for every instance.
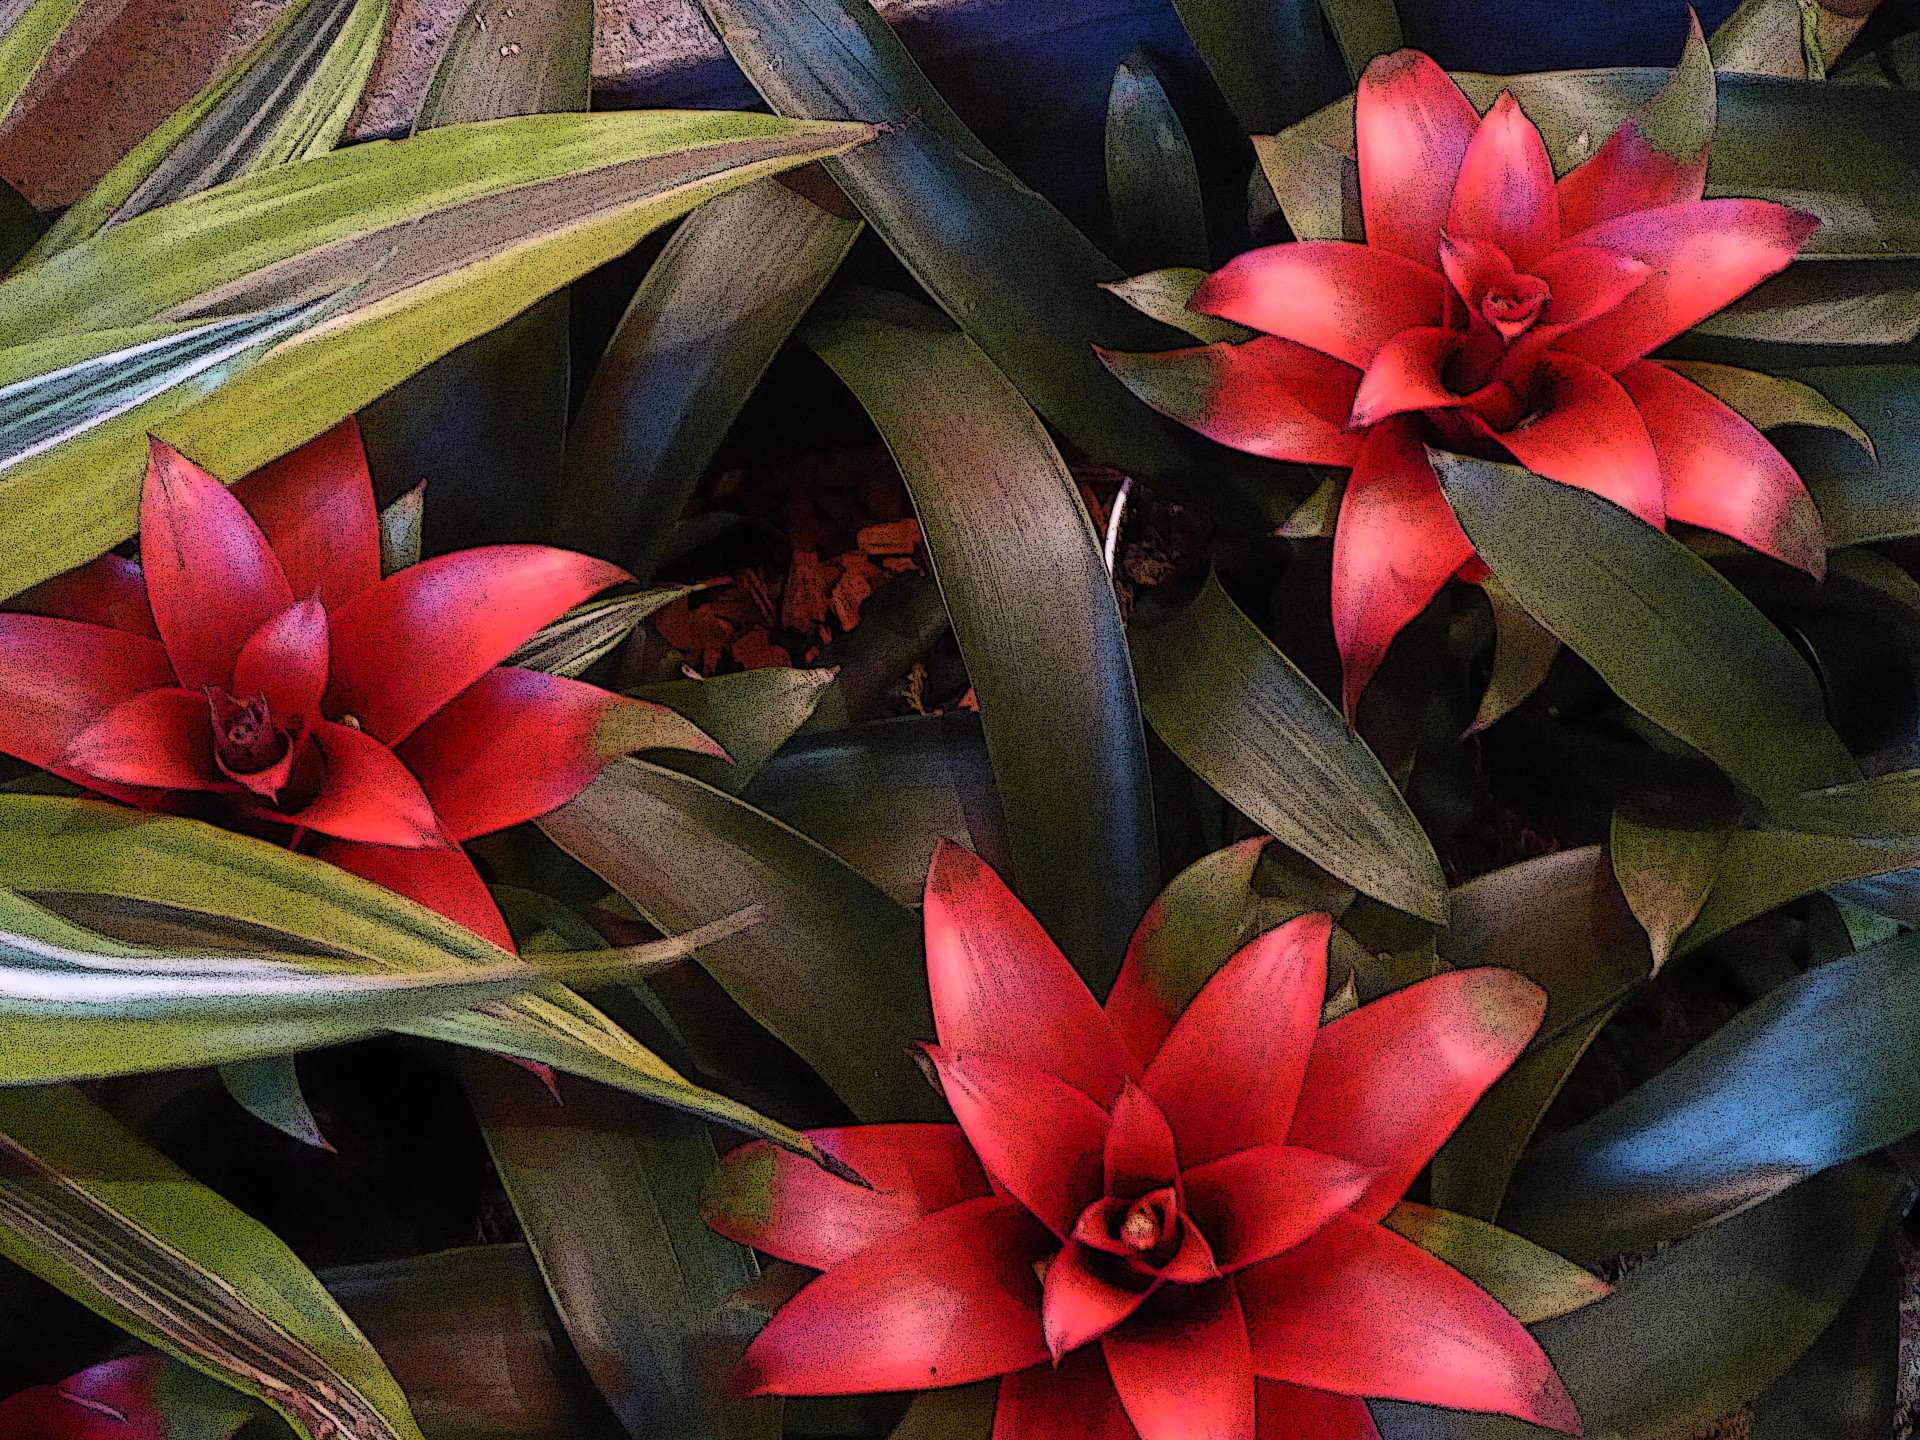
[1318,0,1404,82]
[0,296,338,472]
[1609,815,1731,972]
[0,109,872,602]
[1429,847,1651,1219]
[806,288,1158,986]
[632,666,838,795]
[1100,268,1254,344]
[890,1384,995,1439]
[1131,573,1447,923]
[744,713,1010,907]
[0,1084,424,1440]
[0,0,86,124]
[1374,1162,1905,1440]
[1431,448,1856,810]
[323,1245,622,1440]
[0,794,839,1167]
[1114,838,1293,1024]
[1750,1222,1899,1440]
[1664,360,1873,455]
[1382,1203,1612,1324]
[1165,0,1331,134]
[540,759,939,1123]
[25,0,388,262]
[1710,0,1815,79]
[1104,49,1207,271]
[219,1054,332,1151]
[355,0,591,553]
[506,588,688,678]
[1500,926,1920,1259]
[464,1058,775,1438]
[1467,574,1560,735]
[1787,366,1920,546]
[376,479,424,575]
[694,0,1306,527]
[554,175,861,576]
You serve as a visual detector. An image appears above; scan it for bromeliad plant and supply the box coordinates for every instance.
[1102,31,1827,713]
[706,844,1577,1439]
[0,424,718,950]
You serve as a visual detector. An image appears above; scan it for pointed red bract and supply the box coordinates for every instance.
[1532,246,1651,329]
[0,616,174,776]
[1355,50,1479,267]
[233,420,381,610]
[1289,968,1545,1221]
[736,1197,1052,1395]
[929,1047,1108,1239]
[1557,200,1819,373]
[231,596,329,731]
[1447,92,1558,268]
[1242,1214,1579,1430]
[924,842,1136,1104]
[1180,1145,1370,1272]
[12,553,157,638]
[278,721,447,847]
[1103,1280,1255,1440]
[704,1126,990,1270]
[312,837,515,949]
[1042,1241,1154,1358]
[1493,353,1663,524]
[1350,326,1478,427]
[994,1349,1140,1440]
[1191,243,1446,371]
[64,688,219,791]
[141,438,293,691]
[1104,1082,1180,1198]
[0,1356,168,1440]
[1330,417,1474,717]
[1143,913,1328,1166]
[1618,360,1826,576]
[399,668,721,842]
[1096,339,1363,466]
[1555,120,1708,237]
[325,546,629,746]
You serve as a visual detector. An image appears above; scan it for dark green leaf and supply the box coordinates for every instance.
[507,588,688,678]
[377,479,425,575]
[695,0,1308,527]
[464,1059,775,1438]
[1750,1221,1899,1440]
[219,1054,331,1151]
[1609,815,1731,972]
[324,1245,624,1440]
[1131,573,1446,923]
[889,1384,995,1439]
[555,174,862,575]
[1381,1203,1612,1324]
[1787,366,1920,545]
[1101,268,1254,344]
[1501,927,1920,1259]
[1318,0,1404,83]
[807,288,1157,986]
[1375,1162,1906,1440]
[540,759,938,1123]
[744,713,1010,906]
[1105,50,1207,271]
[1468,575,1559,735]
[1432,448,1856,810]
[1165,0,1331,134]
[1429,847,1650,1219]
[0,1085,424,1440]
[632,666,838,795]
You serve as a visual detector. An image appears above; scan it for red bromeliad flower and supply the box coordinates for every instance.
[0,423,719,950]
[1102,43,1824,715]
[704,842,1577,1440]
[0,1357,167,1440]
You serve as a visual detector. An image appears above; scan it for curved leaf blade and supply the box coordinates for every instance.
[1131,573,1446,923]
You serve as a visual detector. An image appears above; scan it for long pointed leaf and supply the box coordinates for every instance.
[1131,573,1447,923]
[806,287,1157,986]
[0,0,86,124]
[0,109,871,602]
[0,1084,424,1440]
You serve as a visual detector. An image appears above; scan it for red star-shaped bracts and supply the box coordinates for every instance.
[0,423,721,949]
[1101,44,1824,716]
[704,842,1578,1440]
